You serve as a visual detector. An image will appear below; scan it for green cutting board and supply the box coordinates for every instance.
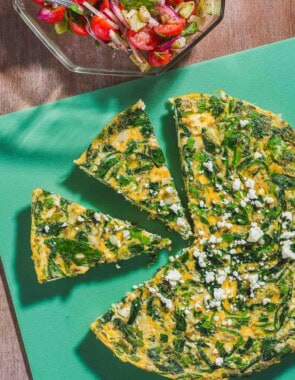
[1,38,295,380]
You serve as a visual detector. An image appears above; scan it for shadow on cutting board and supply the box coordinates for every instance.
[76,331,165,380]
[14,207,177,307]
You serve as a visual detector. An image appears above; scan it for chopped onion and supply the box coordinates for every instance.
[86,24,108,46]
[109,30,128,52]
[109,0,130,28]
[155,4,180,23]
[157,37,178,51]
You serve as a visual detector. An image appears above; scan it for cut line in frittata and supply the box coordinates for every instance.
[31,189,171,283]
[74,100,192,240]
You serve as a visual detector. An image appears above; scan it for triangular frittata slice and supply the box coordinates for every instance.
[91,245,295,379]
[74,100,192,240]
[90,93,295,379]
[31,189,171,283]
[172,91,295,235]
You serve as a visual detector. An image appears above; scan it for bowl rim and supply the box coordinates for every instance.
[13,0,226,77]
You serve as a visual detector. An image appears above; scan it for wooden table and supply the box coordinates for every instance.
[0,0,294,378]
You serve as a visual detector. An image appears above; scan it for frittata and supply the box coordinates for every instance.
[74,100,192,240]
[90,92,295,379]
[31,189,171,283]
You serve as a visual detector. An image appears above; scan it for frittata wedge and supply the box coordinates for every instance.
[91,93,295,379]
[31,189,171,283]
[74,100,192,240]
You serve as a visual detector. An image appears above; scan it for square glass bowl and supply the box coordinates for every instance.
[13,0,225,76]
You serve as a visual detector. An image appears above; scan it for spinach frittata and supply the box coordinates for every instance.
[90,92,295,379]
[31,189,171,283]
[74,100,192,240]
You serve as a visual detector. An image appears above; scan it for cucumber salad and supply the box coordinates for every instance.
[33,0,221,71]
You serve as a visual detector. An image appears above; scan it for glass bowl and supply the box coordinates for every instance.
[13,0,225,77]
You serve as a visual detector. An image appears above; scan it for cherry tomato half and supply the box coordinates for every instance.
[32,0,45,5]
[38,6,66,24]
[69,15,88,36]
[154,18,186,38]
[128,28,160,51]
[147,50,172,67]
[91,15,116,41]
[100,0,110,11]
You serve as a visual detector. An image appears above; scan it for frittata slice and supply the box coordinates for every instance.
[31,189,171,283]
[90,93,295,379]
[74,100,192,240]
[91,245,295,380]
[172,91,295,235]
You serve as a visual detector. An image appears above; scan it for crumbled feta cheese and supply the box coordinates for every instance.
[205,271,215,283]
[43,225,50,233]
[115,263,121,269]
[193,248,207,268]
[247,225,264,243]
[176,217,187,228]
[214,288,226,302]
[199,200,205,208]
[263,298,271,305]
[213,315,219,321]
[264,196,274,204]
[194,302,201,310]
[119,307,129,318]
[216,270,227,285]
[203,161,214,172]
[254,152,263,159]
[254,200,263,208]
[170,203,181,214]
[159,200,165,207]
[232,178,241,191]
[213,348,218,354]
[215,357,224,366]
[280,231,295,239]
[165,269,182,287]
[281,240,295,260]
[165,186,174,194]
[215,183,223,191]
[281,211,293,221]
[240,119,249,127]
[123,230,130,239]
[240,199,247,208]
[208,235,222,244]
[110,235,122,248]
[227,319,233,326]
[198,230,205,236]
[247,189,257,200]
[77,216,85,222]
[245,178,255,189]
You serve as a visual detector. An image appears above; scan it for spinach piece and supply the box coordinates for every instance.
[76,230,89,243]
[261,338,278,361]
[174,309,187,332]
[128,297,142,325]
[147,348,160,362]
[154,358,183,375]
[196,316,215,336]
[274,302,289,331]
[113,318,143,347]
[208,96,225,117]
[120,0,156,10]
[97,157,119,178]
[45,238,102,265]
[272,173,295,189]
[44,197,54,208]
[117,175,133,187]
[125,140,138,155]
[147,296,159,320]
[130,229,150,245]
[150,148,165,166]
[101,309,114,323]
[43,222,65,236]
[102,144,116,153]
[197,97,207,112]
[160,333,168,343]
[174,338,185,353]
[128,244,145,255]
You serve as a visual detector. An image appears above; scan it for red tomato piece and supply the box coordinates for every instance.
[154,18,186,38]
[69,16,88,36]
[32,0,45,5]
[167,0,183,5]
[38,6,66,24]
[100,0,110,11]
[91,15,116,41]
[128,28,160,51]
[72,0,98,5]
[147,50,172,67]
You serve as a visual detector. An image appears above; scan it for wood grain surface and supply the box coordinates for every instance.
[0,0,294,378]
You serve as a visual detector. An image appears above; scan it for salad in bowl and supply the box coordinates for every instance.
[31,0,224,72]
